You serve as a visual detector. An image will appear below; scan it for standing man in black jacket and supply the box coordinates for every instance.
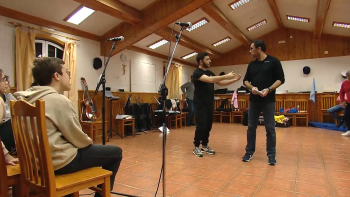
[242,40,285,165]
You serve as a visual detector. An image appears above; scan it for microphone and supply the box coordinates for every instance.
[175,22,192,28]
[107,36,124,41]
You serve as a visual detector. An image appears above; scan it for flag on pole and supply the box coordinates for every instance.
[310,77,316,103]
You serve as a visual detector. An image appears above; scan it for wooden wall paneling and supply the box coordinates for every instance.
[214,28,350,67]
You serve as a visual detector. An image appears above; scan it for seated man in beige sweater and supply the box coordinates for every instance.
[14,57,122,197]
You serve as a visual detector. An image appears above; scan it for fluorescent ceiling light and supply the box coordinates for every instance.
[212,37,231,47]
[287,15,309,23]
[66,6,95,25]
[229,0,252,10]
[186,18,209,32]
[333,22,350,29]
[148,39,168,49]
[247,19,267,31]
[181,52,198,59]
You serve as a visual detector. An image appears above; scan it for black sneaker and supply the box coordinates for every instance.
[193,147,203,157]
[268,157,276,165]
[242,153,253,162]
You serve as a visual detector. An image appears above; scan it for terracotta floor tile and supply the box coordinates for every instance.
[297,166,327,176]
[333,187,350,197]
[175,187,216,197]
[220,182,258,196]
[328,170,350,180]
[261,177,295,191]
[167,173,199,185]
[122,176,157,190]
[231,174,263,186]
[239,166,269,177]
[266,170,297,181]
[255,188,294,197]
[111,184,141,195]
[178,166,208,176]
[331,177,350,189]
[191,178,226,191]
[146,181,185,196]
[296,182,333,196]
[296,173,330,186]
[203,169,236,181]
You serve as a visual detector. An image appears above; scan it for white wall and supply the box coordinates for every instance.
[210,56,350,93]
[0,15,195,93]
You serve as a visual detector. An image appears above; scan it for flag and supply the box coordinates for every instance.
[310,77,316,103]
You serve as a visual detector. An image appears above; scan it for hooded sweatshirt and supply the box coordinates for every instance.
[13,86,92,171]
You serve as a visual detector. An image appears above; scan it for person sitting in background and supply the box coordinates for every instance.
[339,71,350,136]
[328,94,347,127]
[0,74,17,155]
[14,57,122,197]
[0,95,18,165]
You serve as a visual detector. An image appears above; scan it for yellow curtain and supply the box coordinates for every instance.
[63,40,77,111]
[164,62,182,99]
[15,27,36,91]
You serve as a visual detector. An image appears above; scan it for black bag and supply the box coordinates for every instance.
[216,99,232,112]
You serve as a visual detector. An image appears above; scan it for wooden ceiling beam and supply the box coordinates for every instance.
[0,6,101,41]
[101,0,213,57]
[313,0,331,40]
[128,46,198,67]
[201,2,251,45]
[155,26,223,59]
[73,0,141,25]
[267,0,283,29]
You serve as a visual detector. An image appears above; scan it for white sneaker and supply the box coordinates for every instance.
[341,131,350,136]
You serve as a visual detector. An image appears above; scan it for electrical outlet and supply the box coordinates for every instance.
[325,51,328,54]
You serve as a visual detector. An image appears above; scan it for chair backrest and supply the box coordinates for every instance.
[0,139,8,197]
[275,99,283,112]
[321,95,336,110]
[295,99,308,111]
[10,99,56,196]
[214,99,221,110]
[237,99,246,109]
[112,100,124,115]
[284,99,295,109]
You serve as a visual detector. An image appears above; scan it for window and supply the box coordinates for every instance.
[35,39,64,59]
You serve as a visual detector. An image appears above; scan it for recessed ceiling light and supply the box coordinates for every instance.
[229,0,252,10]
[287,15,310,23]
[181,52,198,59]
[186,18,209,32]
[333,21,350,29]
[247,19,267,31]
[65,6,95,25]
[212,37,231,47]
[148,39,168,49]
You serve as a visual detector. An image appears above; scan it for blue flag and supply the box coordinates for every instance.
[310,78,316,103]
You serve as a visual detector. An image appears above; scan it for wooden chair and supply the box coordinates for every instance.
[275,99,283,114]
[221,99,232,123]
[320,95,336,123]
[213,99,222,122]
[10,99,112,197]
[78,100,108,143]
[295,99,309,126]
[112,100,135,138]
[232,99,246,123]
[284,99,295,109]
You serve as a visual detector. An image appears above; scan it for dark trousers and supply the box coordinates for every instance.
[245,101,276,157]
[55,144,122,197]
[0,120,16,153]
[344,102,350,128]
[186,98,195,125]
[194,101,213,147]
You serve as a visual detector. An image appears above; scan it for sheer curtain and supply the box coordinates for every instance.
[164,62,182,99]
[15,27,36,91]
[63,40,77,111]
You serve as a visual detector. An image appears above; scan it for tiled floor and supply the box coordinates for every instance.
[77,123,350,197]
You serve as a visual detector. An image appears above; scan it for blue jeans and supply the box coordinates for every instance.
[186,98,195,125]
[246,101,276,157]
[327,105,344,122]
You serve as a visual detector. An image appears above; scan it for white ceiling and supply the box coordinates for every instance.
[276,0,318,32]
[213,0,279,39]
[1,0,349,63]
[132,34,198,64]
[323,0,350,37]
[0,0,123,36]
[169,9,241,54]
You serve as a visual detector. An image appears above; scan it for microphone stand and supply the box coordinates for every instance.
[94,40,137,197]
[157,25,185,197]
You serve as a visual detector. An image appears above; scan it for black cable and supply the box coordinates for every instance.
[154,23,176,197]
